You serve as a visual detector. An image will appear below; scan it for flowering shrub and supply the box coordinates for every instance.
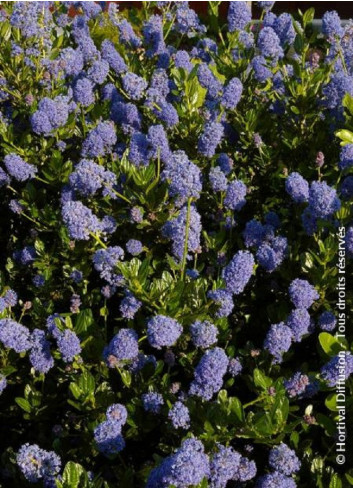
[0,1,353,488]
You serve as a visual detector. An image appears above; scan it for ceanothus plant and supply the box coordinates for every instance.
[0,1,352,488]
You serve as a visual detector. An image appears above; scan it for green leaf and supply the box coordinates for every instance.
[62,462,84,488]
[119,369,132,388]
[15,397,31,413]
[290,431,299,448]
[253,368,272,390]
[316,413,336,436]
[217,389,228,404]
[253,413,273,436]
[345,472,353,485]
[69,383,82,400]
[325,393,338,411]
[303,7,315,25]
[336,129,353,145]
[78,371,95,397]
[294,34,305,53]
[228,396,245,423]
[300,252,315,272]
[342,93,353,115]
[329,474,342,488]
[204,420,215,434]
[75,309,94,334]
[319,332,346,356]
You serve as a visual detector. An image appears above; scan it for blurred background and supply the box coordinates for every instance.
[109,2,353,18]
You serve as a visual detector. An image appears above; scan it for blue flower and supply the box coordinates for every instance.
[174,50,193,71]
[207,289,234,318]
[257,471,297,488]
[322,10,343,38]
[32,274,45,287]
[81,122,117,158]
[274,13,296,46]
[308,181,341,219]
[257,27,283,59]
[106,403,128,427]
[0,319,31,353]
[62,200,101,240]
[29,329,54,373]
[221,77,243,109]
[122,72,148,101]
[143,15,166,57]
[222,251,254,295]
[321,352,353,387]
[227,1,251,32]
[287,308,311,342]
[147,315,182,349]
[17,444,61,483]
[13,246,36,265]
[269,443,301,475]
[70,270,83,283]
[209,166,228,192]
[210,444,241,487]
[87,59,109,84]
[120,291,142,319]
[252,56,273,82]
[224,180,247,211]
[340,176,353,199]
[289,279,319,309]
[118,19,141,48]
[234,456,257,482]
[258,2,275,11]
[4,154,37,181]
[339,144,353,170]
[168,401,190,429]
[94,419,125,455]
[197,63,222,99]
[228,357,243,377]
[74,78,95,107]
[147,124,171,163]
[57,330,81,362]
[103,328,139,367]
[264,322,292,363]
[198,121,224,158]
[58,47,84,77]
[93,246,124,285]
[318,311,336,331]
[284,372,310,398]
[31,96,71,135]
[142,391,164,413]
[3,289,18,307]
[162,150,202,204]
[147,438,210,488]
[126,239,143,256]
[189,347,228,400]
[256,236,288,273]
[174,3,205,35]
[101,39,127,74]
[285,172,309,203]
[163,204,202,261]
[190,320,218,348]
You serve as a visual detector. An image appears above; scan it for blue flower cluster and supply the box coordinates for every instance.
[17,443,61,484]
[257,443,300,487]
[3,154,37,181]
[189,347,229,400]
[147,438,210,488]
[94,403,127,455]
[103,328,139,367]
[147,315,182,349]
